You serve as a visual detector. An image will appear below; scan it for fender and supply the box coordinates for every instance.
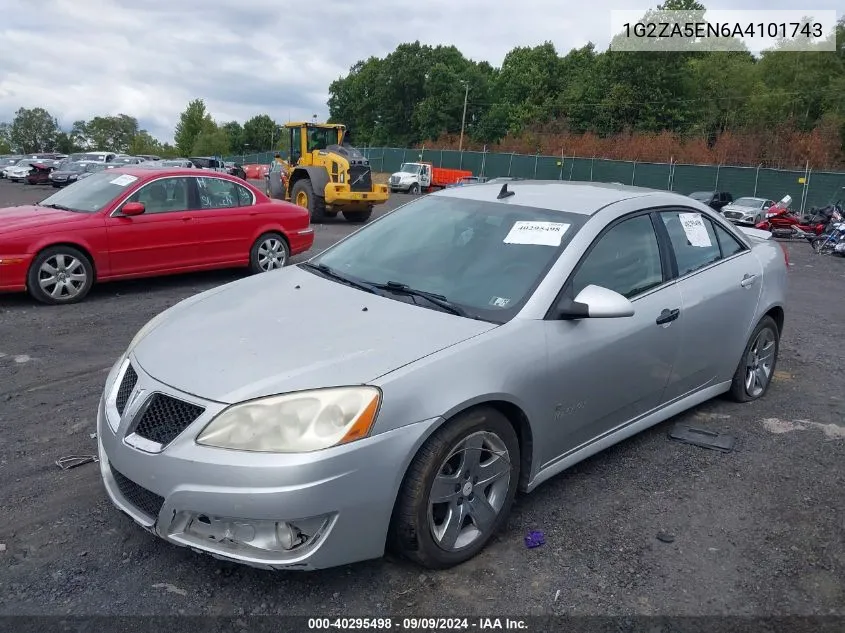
[289,166,329,199]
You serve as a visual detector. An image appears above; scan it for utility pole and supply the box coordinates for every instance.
[458,81,469,154]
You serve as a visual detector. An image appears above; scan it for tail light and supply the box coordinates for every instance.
[779,242,790,267]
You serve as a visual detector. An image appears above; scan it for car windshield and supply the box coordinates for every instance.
[63,162,88,172]
[15,159,34,166]
[399,163,421,174]
[37,170,140,213]
[77,153,106,162]
[733,197,764,208]
[308,194,587,323]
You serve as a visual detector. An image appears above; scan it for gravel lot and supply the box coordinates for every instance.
[0,178,843,617]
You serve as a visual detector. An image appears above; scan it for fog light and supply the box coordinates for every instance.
[168,511,333,557]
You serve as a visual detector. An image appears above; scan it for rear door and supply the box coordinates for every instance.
[657,209,763,401]
[190,176,258,266]
[105,176,198,275]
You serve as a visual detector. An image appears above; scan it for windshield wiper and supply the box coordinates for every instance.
[375,281,470,317]
[41,203,76,212]
[300,262,381,295]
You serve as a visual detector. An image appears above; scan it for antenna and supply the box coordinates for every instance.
[497,183,515,199]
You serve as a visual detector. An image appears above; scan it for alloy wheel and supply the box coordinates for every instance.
[38,254,88,300]
[744,327,776,397]
[427,431,511,551]
[256,238,287,271]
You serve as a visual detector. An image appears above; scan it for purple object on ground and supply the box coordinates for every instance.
[524,530,545,548]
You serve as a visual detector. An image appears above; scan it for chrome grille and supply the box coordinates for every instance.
[115,364,138,416]
[349,165,373,192]
[111,467,165,519]
[724,211,743,219]
[132,393,205,446]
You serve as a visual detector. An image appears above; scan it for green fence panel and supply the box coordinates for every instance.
[632,162,671,190]
[566,157,594,181]
[507,154,536,178]
[480,152,510,178]
[456,151,485,176]
[713,166,756,197]
[439,150,462,169]
[536,155,562,179]
[592,159,635,185]
[671,164,718,194]
[806,172,845,209]
[755,168,804,207]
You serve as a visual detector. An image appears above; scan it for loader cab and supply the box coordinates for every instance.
[286,122,345,167]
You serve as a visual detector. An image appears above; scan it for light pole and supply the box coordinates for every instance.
[458,81,469,154]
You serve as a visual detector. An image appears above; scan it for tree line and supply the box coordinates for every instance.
[327,2,845,168]
[0,99,288,159]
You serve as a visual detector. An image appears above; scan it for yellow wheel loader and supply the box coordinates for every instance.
[267,122,389,223]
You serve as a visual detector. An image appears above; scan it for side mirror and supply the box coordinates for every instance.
[557,285,635,320]
[121,201,145,216]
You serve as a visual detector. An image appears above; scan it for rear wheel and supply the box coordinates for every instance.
[342,207,373,223]
[27,246,94,305]
[249,232,289,273]
[389,407,520,569]
[291,179,326,222]
[728,315,780,402]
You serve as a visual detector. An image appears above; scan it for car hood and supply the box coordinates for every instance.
[392,171,418,179]
[50,170,81,177]
[723,204,760,213]
[6,167,32,174]
[0,205,95,233]
[132,266,498,404]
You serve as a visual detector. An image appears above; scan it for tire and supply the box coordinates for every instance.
[290,179,326,222]
[249,232,289,274]
[342,207,373,223]
[728,315,780,403]
[389,407,520,569]
[409,183,420,195]
[27,245,94,305]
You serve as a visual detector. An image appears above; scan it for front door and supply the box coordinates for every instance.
[541,212,681,466]
[419,164,432,188]
[105,177,197,276]
[656,209,763,401]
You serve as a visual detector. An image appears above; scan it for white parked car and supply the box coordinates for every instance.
[4,159,39,182]
[721,197,775,226]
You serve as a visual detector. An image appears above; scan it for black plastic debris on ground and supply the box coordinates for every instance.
[668,423,736,452]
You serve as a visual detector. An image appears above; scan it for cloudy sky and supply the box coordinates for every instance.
[1,0,840,142]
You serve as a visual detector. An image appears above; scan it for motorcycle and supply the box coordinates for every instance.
[810,210,845,255]
[755,196,838,240]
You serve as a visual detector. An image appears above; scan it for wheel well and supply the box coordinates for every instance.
[288,171,309,192]
[766,306,785,334]
[31,242,97,282]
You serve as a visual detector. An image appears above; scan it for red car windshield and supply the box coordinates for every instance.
[38,171,140,213]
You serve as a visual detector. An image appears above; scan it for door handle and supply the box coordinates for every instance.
[656,308,680,325]
[740,273,757,288]
[182,217,193,222]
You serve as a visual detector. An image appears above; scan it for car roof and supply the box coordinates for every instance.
[434,180,687,216]
[107,167,239,179]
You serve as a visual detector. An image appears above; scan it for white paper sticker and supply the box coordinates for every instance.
[503,221,570,246]
[678,213,712,247]
[109,174,138,187]
[489,296,511,307]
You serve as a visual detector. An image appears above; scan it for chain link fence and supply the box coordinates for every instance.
[355,147,845,212]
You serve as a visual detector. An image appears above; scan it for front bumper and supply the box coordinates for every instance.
[0,254,32,292]
[323,183,389,206]
[97,355,438,570]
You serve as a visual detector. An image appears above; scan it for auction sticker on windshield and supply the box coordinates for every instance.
[504,221,570,246]
[110,174,138,187]
[678,213,712,247]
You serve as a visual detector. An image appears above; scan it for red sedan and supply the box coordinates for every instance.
[0,167,315,304]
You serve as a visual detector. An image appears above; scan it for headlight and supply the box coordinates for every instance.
[196,386,382,453]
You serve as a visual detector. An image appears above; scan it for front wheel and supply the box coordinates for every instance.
[290,179,326,222]
[27,246,94,305]
[728,315,780,402]
[409,183,420,195]
[389,407,520,569]
[249,232,289,273]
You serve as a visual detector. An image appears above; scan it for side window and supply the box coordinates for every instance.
[660,211,721,276]
[235,183,254,206]
[570,214,664,300]
[124,177,190,214]
[713,222,746,258]
[196,177,237,209]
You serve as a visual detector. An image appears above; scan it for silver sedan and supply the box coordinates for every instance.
[97,181,788,570]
